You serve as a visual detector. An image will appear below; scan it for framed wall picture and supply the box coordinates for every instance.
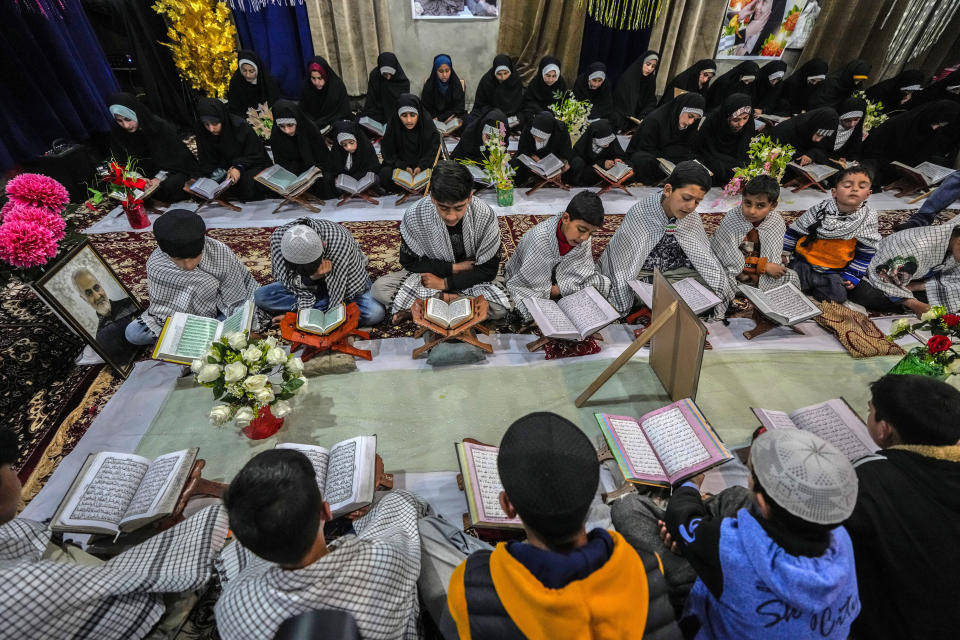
[412,0,498,19]
[32,239,142,378]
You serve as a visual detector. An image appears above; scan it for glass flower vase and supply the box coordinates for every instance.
[242,404,285,440]
[496,186,514,206]
[123,202,150,229]
[887,347,949,380]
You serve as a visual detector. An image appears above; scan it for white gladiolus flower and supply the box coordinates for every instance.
[265,347,287,365]
[208,405,233,425]
[241,344,263,365]
[265,336,278,348]
[226,331,248,350]
[223,361,247,383]
[190,359,204,374]
[272,399,291,417]
[286,357,304,377]
[947,358,960,374]
[890,318,910,334]
[234,406,255,427]
[243,374,269,392]
[196,363,222,384]
[297,375,308,392]
[921,309,939,322]
[253,386,275,405]
[204,347,220,363]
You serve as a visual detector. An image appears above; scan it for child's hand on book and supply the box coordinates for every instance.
[765,263,787,278]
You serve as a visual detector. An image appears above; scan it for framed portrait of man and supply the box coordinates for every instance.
[32,239,142,378]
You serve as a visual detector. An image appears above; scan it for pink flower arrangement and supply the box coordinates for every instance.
[2,203,66,241]
[5,173,69,214]
[0,172,70,271]
[0,220,59,268]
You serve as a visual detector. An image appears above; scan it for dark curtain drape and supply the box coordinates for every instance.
[81,0,194,127]
[0,0,118,171]
[230,2,315,99]
[496,0,587,84]
[577,15,652,86]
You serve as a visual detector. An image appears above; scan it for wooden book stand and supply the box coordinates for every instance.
[783,173,829,193]
[272,183,324,214]
[396,183,426,206]
[154,459,227,531]
[882,176,928,198]
[280,301,373,361]
[336,189,380,207]
[595,165,634,196]
[456,437,526,543]
[410,296,493,359]
[183,179,242,212]
[525,169,570,196]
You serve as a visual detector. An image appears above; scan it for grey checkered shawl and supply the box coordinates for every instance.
[215,491,428,640]
[600,191,733,315]
[505,215,611,321]
[391,197,509,313]
[143,237,259,334]
[789,198,880,246]
[270,217,371,310]
[0,505,228,640]
[712,206,800,291]
[866,223,960,310]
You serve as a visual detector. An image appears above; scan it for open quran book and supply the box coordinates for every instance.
[358,116,386,137]
[455,441,523,531]
[277,436,378,517]
[466,164,493,186]
[255,165,322,196]
[51,448,199,535]
[425,297,472,329]
[629,278,721,315]
[752,398,880,465]
[788,161,838,183]
[507,115,520,129]
[758,113,788,125]
[108,171,166,202]
[335,172,377,195]
[393,168,431,190]
[517,153,563,179]
[594,162,632,182]
[739,282,821,326]
[524,286,620,341]
[658,158,712,177]
[153,300,255,365]
[187,177,233,200]
[890,161,955,187]
[296,303,346,335]
[596,399,733,487]
[434,118,462,135]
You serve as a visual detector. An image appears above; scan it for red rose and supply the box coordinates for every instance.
[133,178,146,190]
[927,335,952,354]
[943,314,960,327]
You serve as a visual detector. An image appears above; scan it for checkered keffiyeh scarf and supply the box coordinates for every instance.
[215,491,428,640]
[504,215,611,321]
[0,505,229,640]
[391,197,510,313]
[789,198,880,245]
[270,217,371,310]
[144,237,260,334]
[712,206,800,291]
[867,222,960,311]
[599,191,733,315]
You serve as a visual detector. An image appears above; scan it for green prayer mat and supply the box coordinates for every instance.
[137,351,900,481]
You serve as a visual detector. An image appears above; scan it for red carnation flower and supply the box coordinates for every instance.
[927,335,953,354]
[943,314,960,327]
[133,178,146,190]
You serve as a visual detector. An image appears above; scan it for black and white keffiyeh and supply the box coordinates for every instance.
[504,215,610,320]
[712,206,800,291]
[215,491,428,640]
[866,223,960,311]
[144,237,260,334]
[270,217,371,310]
[0,505,228,640]
[788,198,880,246]
[599,191,733,315]
[391,197,509,313]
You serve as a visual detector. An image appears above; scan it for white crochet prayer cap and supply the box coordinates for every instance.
[281,225,324,264]
[751,429,858,525]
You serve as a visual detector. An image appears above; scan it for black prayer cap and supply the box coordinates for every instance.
[154,209,206,258]
[497,412,599,539]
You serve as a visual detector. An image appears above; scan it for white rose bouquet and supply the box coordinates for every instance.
[191,332,306,428]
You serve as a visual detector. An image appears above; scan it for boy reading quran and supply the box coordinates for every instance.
[126,209,261,345]
[711,174,799,291]
[504,190,611,321]
[656,429,860,640]
[843,375,960,640]
[370,160,510,323]
[214,449,429,640]
[783,166,881,303]
[599,160,733,316]
[446,412,678,639]
[0,427,229,639]
[255,218,385,327]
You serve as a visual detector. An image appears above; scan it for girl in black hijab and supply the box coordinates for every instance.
[627,93,705,184]
[226,50,280,117]
[768,107,839,166]
[329,119,381,193]
[706,61,760,110]
[574,62,616,124]
[420,54,466,127]
[862,100,960,186]
[472,54,525,127]
[452,108,507,163]
[694,93,756,186]
[658,59,716,107]
[613,50,660,128]
[865,69,925,112]
[567,119,628,186]
[776,58,828,115]
[806,96,866,166]
[379,94,442,191]
[754,60,788,115]
[195,97,270,201]
[300,56,352,132]
[511,110,573,186]
[809,60,870,110]
[361,52,410,125]
[913,68,960,108]
[270,100,336,199]
[522,56,568,124]
[107,92,199,203]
